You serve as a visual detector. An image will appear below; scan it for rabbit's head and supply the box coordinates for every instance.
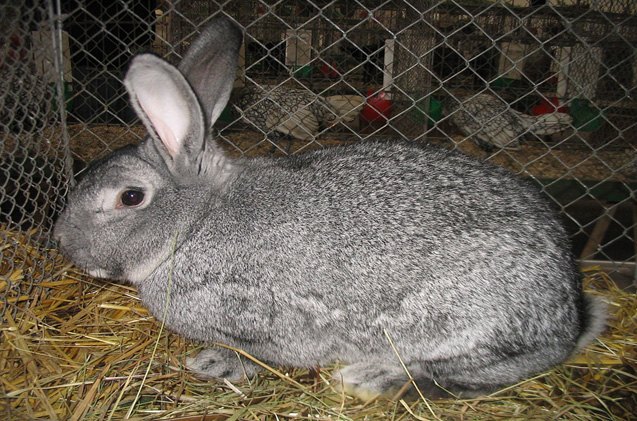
[54,16,243,283]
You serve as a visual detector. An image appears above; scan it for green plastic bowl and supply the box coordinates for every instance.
[410,97,443,125]
[292,65,314,78]
[570,98,603,132]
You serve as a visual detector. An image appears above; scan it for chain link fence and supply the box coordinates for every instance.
[1,0,636,315]
[1,1,72,316]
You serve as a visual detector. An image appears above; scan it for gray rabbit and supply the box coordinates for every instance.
[54,16,606,401]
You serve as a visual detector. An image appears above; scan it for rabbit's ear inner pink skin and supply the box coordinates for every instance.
[123,17,242,180]
[124,54,205,176]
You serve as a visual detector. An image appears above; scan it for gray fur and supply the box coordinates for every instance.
[54,16,606,400]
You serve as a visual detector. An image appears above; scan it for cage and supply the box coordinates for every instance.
[1,0,636,419]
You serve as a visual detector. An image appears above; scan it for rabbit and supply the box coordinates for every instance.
[233,84,364,141]
[53,16,607,401]
[444,93,573,150]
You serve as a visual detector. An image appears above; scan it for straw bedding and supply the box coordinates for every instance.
[1,227,635,420]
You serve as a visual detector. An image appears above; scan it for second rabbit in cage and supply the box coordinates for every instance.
[445,93,573,150]
[233,85,364,143]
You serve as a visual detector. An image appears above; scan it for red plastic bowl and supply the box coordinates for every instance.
[361,89,392,122]
[531,97,568,115]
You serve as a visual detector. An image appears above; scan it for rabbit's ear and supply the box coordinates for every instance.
[124,54,206,169]
[178,15,243,129]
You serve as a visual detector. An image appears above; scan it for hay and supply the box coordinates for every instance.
[1,226,635,420]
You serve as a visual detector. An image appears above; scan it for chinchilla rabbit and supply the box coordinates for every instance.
[54,16,606,400]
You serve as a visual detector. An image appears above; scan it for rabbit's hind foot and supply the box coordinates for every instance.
[332,361,415,402]
[332,361,470,401]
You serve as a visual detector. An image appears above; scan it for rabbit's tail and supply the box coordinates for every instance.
[574,294,608,352]
[325,95,365,124]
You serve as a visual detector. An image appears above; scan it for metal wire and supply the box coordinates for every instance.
[1,0,73,317]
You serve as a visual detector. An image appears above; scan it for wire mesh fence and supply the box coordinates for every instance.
[1,0,636,316]
[1,1,73,315]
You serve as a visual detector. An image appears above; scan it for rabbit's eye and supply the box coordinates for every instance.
[120,189,145,207]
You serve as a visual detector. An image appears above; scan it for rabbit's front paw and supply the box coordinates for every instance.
[332,361,408,402]
[186,347,260,381]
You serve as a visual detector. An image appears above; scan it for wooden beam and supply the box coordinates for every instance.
[580,204,618,260]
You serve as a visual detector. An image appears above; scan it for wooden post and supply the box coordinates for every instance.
[393,1,436,134]
[580,204,618,260]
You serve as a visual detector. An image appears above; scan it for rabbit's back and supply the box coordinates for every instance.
[236,140,578,298]
[238,140,563,247]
